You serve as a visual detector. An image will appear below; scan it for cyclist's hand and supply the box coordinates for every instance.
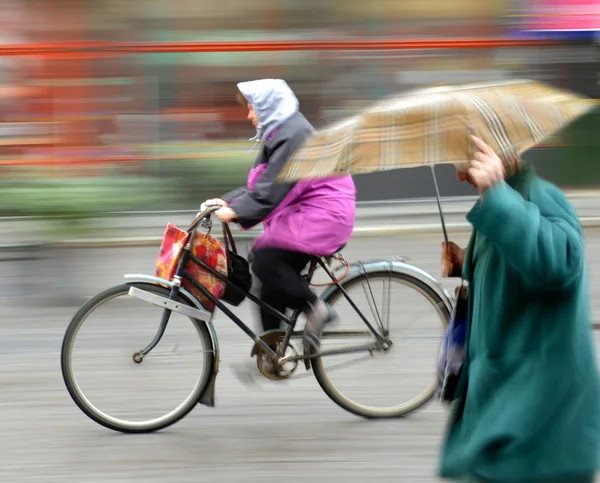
[200,198,227,213]
[215,207,237,224]
[441,241,465,278]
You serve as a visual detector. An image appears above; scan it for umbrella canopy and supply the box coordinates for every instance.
[277,79,597,182]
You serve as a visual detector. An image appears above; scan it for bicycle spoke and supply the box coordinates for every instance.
[361,279,384,333]
[61,283,214,433]
[143,348,215,358]
[313,271,450,418]
[293,354,374,380]
[387,299,448,337]
[382,277,391,335]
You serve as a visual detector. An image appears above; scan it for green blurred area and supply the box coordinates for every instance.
[0,0,596,243]
[0,110,596,238]
[536,109,600,188]
[1,108,598,220]
[0,147,252,236]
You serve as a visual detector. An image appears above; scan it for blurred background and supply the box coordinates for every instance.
[0,3,599,482]
[0,0,597,215]
[0,0,598,303]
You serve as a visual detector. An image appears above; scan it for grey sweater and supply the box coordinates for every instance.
[223,112,314,228]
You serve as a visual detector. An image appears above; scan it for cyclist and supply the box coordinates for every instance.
[203,79,356,353]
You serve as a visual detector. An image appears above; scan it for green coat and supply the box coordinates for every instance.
[439,165,600,482]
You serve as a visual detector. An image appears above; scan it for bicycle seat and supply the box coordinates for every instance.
[320,244,346,260]
[332,244,346,255]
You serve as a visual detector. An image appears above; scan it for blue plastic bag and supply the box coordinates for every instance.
[438,283,468,403]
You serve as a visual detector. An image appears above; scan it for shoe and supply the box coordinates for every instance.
[303,299,338,353]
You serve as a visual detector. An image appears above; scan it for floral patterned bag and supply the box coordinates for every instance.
[155,223,228,312]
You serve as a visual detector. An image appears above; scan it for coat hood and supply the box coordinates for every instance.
[237,79,299,141]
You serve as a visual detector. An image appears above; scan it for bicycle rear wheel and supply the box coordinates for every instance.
[313,270,450,418]
[61,283,215,433]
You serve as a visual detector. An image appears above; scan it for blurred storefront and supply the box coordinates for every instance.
[0,0,596,200]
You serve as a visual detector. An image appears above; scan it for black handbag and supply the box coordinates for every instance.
[219,223,253,306]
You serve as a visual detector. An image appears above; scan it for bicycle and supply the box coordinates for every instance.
[61,206,453,433]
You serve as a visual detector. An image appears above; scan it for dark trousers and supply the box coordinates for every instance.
[251,248,318,332]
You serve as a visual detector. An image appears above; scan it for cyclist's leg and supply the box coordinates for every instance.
[252,248,317,311]
[230,248,316,383]
[252,248,336,348]
[259,283,289,333]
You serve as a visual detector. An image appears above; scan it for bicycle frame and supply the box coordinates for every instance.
[129,207,388,366]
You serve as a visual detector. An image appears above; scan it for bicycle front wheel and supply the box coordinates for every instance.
[61,283,215,433]
[313,270,450,418]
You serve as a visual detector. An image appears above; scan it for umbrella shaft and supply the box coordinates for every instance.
[430,165,449,248]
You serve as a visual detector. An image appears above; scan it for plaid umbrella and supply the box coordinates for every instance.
[277,79,597,182]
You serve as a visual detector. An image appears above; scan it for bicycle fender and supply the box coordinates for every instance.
[124,273,220,408]
[319,260,454,314]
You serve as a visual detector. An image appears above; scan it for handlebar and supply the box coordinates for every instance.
[188,204,222,233]
[187,203,239,258]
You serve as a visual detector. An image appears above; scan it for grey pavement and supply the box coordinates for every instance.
[0,232,599,483]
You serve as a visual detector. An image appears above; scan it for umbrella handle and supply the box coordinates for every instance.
[430,165,449,252]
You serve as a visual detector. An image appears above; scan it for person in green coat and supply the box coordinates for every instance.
[439,136,600,483]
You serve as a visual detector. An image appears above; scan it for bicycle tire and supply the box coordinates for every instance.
[313,270,450,419]
[61,282,215,434]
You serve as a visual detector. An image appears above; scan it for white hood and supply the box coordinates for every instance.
[237,79,299,141]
